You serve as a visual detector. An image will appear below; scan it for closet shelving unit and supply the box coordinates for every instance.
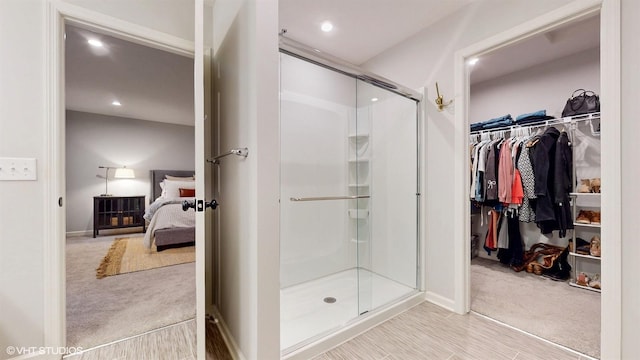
[470,112,602,291]
[568,112,601,293]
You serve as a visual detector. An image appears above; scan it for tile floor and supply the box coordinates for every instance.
[313,301,589,360]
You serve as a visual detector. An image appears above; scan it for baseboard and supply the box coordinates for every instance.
[424,291,456,313]
[209,307,246,360]
[66,228,144,238]
[65,230,92,237]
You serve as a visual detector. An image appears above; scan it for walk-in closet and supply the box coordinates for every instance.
[468,15,601,358]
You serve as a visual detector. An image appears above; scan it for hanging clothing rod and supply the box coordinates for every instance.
[207,147,249,165]
[290,195,370,202]
[469,112,600,136]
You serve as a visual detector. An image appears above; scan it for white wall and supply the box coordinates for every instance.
[213,0,280,358]
[620,0,640,357]
[0,1,47,356]
[362,0,575,306]
[279,54,354,288]
[0,1,193,358]
[470,47,600,123]
[65,111,195,234]
[63,0,195,42]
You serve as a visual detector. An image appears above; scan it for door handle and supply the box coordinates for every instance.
[182,199,219,211]
[204,199,219,210]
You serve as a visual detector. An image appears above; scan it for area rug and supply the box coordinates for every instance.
[96,236,194,278]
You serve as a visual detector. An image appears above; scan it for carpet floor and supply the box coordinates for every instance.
[66,234,195,349]
[471,257,600,359]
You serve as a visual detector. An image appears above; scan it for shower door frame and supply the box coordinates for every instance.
[279,37,427,360]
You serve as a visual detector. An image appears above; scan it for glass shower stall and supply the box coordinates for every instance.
[279,48,420,353]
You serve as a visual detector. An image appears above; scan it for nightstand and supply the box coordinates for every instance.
[93,196,146,238]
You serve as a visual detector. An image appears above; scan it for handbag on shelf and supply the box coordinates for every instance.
[561,89,600,117]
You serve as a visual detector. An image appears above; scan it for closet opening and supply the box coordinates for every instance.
[465,13,601,359]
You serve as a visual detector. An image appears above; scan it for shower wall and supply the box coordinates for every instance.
[280,53,356,288]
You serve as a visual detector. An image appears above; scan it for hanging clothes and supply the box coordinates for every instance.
[517,144,537,222]
[498,141,513,203]
[554,131,574,238]
[529,127,561,234]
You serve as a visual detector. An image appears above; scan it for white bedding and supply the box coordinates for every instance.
[143,199,195,248]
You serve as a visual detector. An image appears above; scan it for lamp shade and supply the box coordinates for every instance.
[114,167,135,179]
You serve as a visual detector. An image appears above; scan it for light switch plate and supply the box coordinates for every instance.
[0,157,37,181]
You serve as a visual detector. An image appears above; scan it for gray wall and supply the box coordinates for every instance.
[65,110,195,234]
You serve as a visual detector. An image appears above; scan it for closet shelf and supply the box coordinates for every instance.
[573,222,601,228]
[569,252,601,261]
[569,192,601,197]
[569,281,601,293]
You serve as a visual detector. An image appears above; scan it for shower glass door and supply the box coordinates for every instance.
[280,53,360,351]
[354,79,419,315]
[280,52,419,352]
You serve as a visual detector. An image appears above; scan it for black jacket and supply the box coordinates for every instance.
[530,127,560,233]
[554,131,573,237]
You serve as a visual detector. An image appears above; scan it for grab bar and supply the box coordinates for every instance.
[290,195,370,202]
[207,147,249,165]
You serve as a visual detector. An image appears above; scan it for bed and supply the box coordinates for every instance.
[143,170,196,251]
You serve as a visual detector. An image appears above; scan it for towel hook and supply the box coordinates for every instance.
[435,82,453,111]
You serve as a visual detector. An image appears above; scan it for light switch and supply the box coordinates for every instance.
[0,157,37,181]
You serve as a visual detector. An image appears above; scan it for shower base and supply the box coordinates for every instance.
[280,268,414,351]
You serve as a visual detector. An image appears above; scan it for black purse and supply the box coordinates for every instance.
[562,89,600,117]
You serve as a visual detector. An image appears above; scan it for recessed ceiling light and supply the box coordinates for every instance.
[88,39,103,47]
[112,100,121,106]
[371,97,379,102]
[321,21,334,32]
[468,57,479,66]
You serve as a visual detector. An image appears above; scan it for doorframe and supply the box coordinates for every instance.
[453,0,620,359]
[45,0,197,354]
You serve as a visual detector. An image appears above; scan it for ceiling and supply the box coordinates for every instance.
[64,4,599,126]
[65,24,194,126]
[470,15,600,85]
[279,0,476,65]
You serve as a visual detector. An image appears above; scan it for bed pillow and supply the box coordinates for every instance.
[165,175,195,181]
[179,188,196,197]
[163,180,196,198]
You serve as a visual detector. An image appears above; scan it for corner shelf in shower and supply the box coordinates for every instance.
[348,158,369,163]
[348,183,369,188]
[348,133,369,140]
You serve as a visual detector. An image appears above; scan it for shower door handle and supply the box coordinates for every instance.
[290,195,370,202]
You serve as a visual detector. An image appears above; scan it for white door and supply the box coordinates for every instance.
[195,1,214,359]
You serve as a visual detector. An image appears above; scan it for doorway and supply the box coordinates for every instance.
[64,23,197,349]
[454,1,622,359]
[44,3,208,355]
